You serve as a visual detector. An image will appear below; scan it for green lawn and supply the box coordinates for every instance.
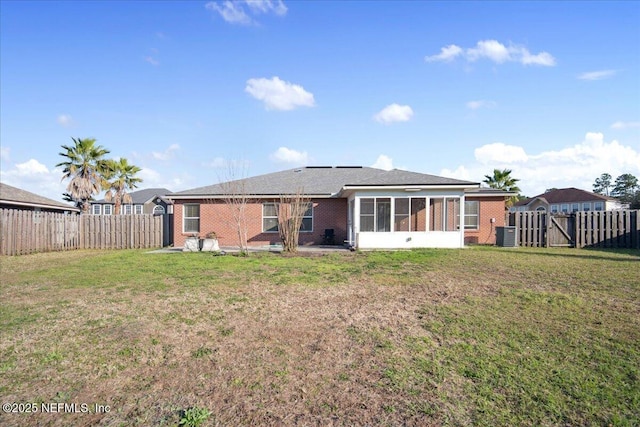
[1,247,638,426]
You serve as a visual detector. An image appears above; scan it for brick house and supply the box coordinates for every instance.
[511,187,627,213]
[168,166,513,249]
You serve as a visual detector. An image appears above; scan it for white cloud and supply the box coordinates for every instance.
[270,147,309,165]
[441,133,640,196]
[578,70,616,81]
[144,56,159,66]
[138,167,190,191]
[426,39,556,67]
[205,0,286,25]
[466,100,496,110]
[0,146,10,163]
[152,144,180,161]
[374,103,414,124]
[0,159,67,202]
[245,76,315,111]
[424,44,463,62]
[371,154,394,171]
[474,143,529,164]
[57,114,74,127]
[611,121,640,130]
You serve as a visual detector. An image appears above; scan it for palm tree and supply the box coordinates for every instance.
[483,168,522,208]
[103,158,142,214]
[57,138,110,213]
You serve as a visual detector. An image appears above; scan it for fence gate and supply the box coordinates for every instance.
[548,214,574,247]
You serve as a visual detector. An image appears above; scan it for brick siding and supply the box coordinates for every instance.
[173,198,348,248]
[463,196,508,245]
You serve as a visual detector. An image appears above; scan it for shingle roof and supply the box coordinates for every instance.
[93,188,172,204]
[514,187,612,206]
[169,166,478,198]
[0,182,79,211]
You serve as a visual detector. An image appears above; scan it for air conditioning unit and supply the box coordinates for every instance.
[496,226,517,247]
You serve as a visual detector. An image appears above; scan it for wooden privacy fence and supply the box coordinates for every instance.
[509,210,640,249]
[0,209,163,256]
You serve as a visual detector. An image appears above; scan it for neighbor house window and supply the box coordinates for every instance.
[92,204,101,215]
[263,203,279,232]
[571,203,579,213]
[103,205,112,215]
[135,204,143,215]
[183,204,200,233]
[153,205,165,215]
[551,204,559,213]
[582,202,591,211]
[561,204,569,213]
[122,204,133,215]
[464,200,479,230]
[594,201,604,211]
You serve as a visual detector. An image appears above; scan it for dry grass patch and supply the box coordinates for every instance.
[1,247,638,426]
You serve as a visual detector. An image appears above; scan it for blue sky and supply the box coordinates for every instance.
[1,0,639,202]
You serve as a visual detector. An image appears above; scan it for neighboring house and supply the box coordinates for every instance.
[512,187,627,213]
[0,182,79,213]
[90,188,173,216]
[168,166,514,249]
[90,187,174,247]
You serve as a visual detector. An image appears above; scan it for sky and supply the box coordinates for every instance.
[1,0,639,203]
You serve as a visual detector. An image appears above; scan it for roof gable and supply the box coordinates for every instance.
[170,166,478,198]
[516,188,612,206]
[0,182,78,211]
[93,188,172,204]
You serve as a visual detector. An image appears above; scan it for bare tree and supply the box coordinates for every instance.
[218,161,253,255]
[277,187,311,253]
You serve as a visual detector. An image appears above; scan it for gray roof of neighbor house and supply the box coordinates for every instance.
[514,187,613,206]
[93,188,173,204]
[169,166,478,198]
[0,182,79,211]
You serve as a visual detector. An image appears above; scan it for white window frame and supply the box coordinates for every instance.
[121,204,133,215]
[571,203,579,213]
[103,205,112,215]
[463,200,479,230]
[561,204,569,213]
[134,204,143,215]
[262,203,279,233]
[300,204,313,233]
[551,204,559,213]
[359,198,392,233]
[153,205,165,215]
[582,202,591,211]
[92,204,101,215]
[594,201,604,211]
[183,204,200,234]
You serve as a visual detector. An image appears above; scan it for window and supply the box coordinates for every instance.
[183,204,200,233]
[103,205,112,215]
[561,204,569,213]
[263,203,279,232]
[571,203,579,213]
[394,198,410,232]
[360,198,375,232]
[410,198,427,232]
[582,202,591,211]
[153,205,165,215]
[430,198,459,231]
[359,198,390,232]
[464,200,479,229]
[594,201,604,211]
[122,204,133,215]
[134,204,143,215]
[92,204,101,215]
[551,204,559,213]
[300,204,313,232]
[536,206,546,212]
[376,198,391,232]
